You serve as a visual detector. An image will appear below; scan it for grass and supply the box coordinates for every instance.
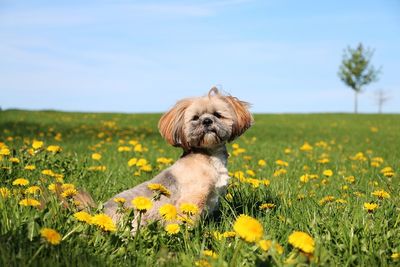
[0,110,399,266]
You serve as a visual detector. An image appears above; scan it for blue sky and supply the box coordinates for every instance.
[1,0,399,113]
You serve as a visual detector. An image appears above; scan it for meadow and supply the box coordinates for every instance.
[0,110,399,266]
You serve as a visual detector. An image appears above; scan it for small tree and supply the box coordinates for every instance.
[374,89,391,114]
[338,43,381,113]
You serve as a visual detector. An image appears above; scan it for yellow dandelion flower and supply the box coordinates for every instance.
[315,141,328,148]
[383,171,395,177]
[344,176,355,183]
[156,157,173,165]
[140,164,153,172]
[275,159,289,167]
[91,214,116,232]
[373,157,383,162]
[273,169,287,177]
[380,166,393,173]
[48,183,57,192]
[232,147,246,156]
[165,223,180,235]
[258,159,266,166]
[246,178,261,188]
[233,214,263,243]
[159,203,177,221]
[300,174,309,183]
[178,214,194,225]
[24,165,36,171]
[61,188,77,198]
[40,228,62,245]
[136,158,148,167]
[370,126,378,132]
[317,158,330,164]
[0,147,11,156]
[246,169,256,177]
[32,140,44,150]
[19,198,41,207]
[222,231,236,238]
[297,194,306,200]
[128,157,138,167]
[61,183,75,191]
[392,253,400,260]
[350,152,367,161]
[180,203,199,216]
[0,187,11,198]
[194,259,211,267]
[258,180,268,187]
[12,178,29,186]
[9,157,20,163]
[259,240,284,254]
[87,165,107,171]
[118,146,131,152]
[371,161,380,167]
[213,231,223,240]
[113,197,126,204]
[335,199,347,204]
[233,171,244,179]
[132,196,153,212]
[364,202,378,212]
[288,231,315,254]
[202,250,218,259]
[259,203,276,210]
[73,211,93,224]
[354,191,364,197]
[47,145,62,153]
[91,153,102,160]
[25,186,41,195]
[323,169,333,177]
[371,189,390,199]
[42,169,56,176]
[54,132,62,141]
[319,195,335,205]
[134,144,143,152]
[300,142,313,151]
[129,139,138,146]
[54,174,64,182]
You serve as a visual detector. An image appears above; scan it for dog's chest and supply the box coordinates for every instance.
[205,151,230,213]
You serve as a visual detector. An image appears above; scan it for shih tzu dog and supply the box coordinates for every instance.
[103,87,253,228]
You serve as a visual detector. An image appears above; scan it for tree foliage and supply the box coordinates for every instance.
[338,43,381,113]
[338,43,380,92]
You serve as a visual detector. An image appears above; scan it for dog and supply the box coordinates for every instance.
[103,87,253,229]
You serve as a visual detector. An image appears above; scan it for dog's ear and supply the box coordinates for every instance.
[223,95,253,141]
[158,99,192,149]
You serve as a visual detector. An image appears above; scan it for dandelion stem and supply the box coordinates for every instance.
[62,226,79,241]
[28,244,44,266]
[230,240,242,266]
[132,211,142,252]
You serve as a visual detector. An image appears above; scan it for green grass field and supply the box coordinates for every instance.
[1,110,399,266]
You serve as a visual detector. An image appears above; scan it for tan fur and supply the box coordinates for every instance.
[158,99,193,149]
[170,153,217,210]
[103,87,252,231]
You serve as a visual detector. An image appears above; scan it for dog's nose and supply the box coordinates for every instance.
[202,118,213,126]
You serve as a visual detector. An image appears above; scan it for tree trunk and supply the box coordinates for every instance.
[354,90,358,114]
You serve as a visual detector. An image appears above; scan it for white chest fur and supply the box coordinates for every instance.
[205,149,230,213]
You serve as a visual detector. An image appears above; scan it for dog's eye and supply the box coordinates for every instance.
[192,115,199,121]
[213,112,222,119]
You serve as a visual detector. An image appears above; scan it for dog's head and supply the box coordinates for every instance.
[158,87,253,151]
